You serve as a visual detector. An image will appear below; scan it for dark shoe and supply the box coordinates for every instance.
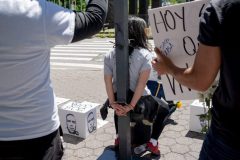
[100,99,109,120]
[146,142,160,156]
[134,144,147,155]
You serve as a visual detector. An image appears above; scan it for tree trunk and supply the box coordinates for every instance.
[152,0,162,8]
[105,0,114,28]
[129,0,137,15]
[139,0,149,25]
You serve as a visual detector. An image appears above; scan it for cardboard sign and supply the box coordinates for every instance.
[59,101,99,138]
[148,0,210,100]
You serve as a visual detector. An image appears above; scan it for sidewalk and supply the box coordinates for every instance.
[61,101,204,160]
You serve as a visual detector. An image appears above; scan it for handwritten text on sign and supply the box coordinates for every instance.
[148,0,210,100]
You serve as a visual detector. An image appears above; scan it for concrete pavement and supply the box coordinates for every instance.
[51,69,204,160]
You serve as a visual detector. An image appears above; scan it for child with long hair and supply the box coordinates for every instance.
[104,16,161,156]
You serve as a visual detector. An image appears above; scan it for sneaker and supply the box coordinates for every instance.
[134,144,147,155]
[146,141,160,156]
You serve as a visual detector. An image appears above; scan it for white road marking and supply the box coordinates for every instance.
[50,57,92,61]
[51,62,103,69]
[53,46,110,50]
[51,49,108,53]
[51,53,98,57]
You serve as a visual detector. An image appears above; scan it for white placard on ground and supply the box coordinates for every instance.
[189,99,209,133]
[148,0,210,100]
[59,101,100,138]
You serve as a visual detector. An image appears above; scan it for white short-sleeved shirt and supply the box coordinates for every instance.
[104,48,152,95]
[148,52,160,81]
[0,0,75,140]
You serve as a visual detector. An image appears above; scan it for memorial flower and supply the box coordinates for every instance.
[176,101,182,109]
[197,80,218,133]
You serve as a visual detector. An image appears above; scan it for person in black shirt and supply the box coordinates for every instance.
[152,0,240,159]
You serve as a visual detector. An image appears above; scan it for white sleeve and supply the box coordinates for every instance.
[104,50,114,76]
[140,53,152,73]
[44,1,75,47]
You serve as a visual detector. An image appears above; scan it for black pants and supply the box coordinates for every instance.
[113,88,168,140]
[0,129,63,160]
[114,105,168,140]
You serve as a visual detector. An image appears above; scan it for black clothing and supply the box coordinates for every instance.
[71,0,108,42]
[0,129,63,160]
[114,87,175,142]
[198,0,240,148]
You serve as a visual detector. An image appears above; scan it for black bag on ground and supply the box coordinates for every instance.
[100,99,109,120]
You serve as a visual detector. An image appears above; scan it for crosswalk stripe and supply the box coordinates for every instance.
[51,62,103,69]
[51,53,98,57]
[53,46,111,50]
[51,49,108,53]
[50,57,92,61]
[50,38,154,70]
[51,49,109,53]
[57,44,113,47]
[92,40,114,42]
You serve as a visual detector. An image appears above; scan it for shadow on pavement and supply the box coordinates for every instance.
[62,134,84,144]
[97,146,118,160]
[164,118,178,126]
[96,146,160,160]
[185,131,205,140]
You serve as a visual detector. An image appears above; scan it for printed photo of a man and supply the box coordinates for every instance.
[87,112,96,133]
[66,113,79,135]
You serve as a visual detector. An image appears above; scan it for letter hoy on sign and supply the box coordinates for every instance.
[148,0,210,100]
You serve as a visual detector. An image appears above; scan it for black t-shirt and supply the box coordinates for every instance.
[198,0,240,148]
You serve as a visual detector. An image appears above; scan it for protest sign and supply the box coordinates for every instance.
[148,0,210,100]
[59,101,99,138]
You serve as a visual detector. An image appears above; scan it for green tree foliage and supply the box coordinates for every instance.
[48,0,86,11]
[48,0,187,29]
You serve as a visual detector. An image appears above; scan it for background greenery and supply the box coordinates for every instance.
[48,0,190,38]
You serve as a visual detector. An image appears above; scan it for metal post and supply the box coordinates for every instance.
[114,0,131,160]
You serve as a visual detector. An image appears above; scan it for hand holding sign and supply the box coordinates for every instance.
[148,0,210,100]
[152,47,175,75]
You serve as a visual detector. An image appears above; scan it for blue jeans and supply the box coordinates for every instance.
[199,128,240,160]
[146,80,165,99]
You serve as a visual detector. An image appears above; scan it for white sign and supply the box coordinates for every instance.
[148,0,210,100]
[189,99,209,133]
[59,101,99,138]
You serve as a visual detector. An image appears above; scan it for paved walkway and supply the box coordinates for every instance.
[60,99,204,160]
